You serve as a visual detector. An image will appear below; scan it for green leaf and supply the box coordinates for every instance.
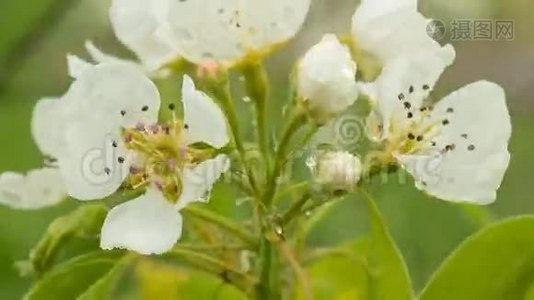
[76,254,135,300]
[24,251,123,300]
[419,216,534,300]
[361,190,414,300]
[297,242,370,300]
[26,204,108,274]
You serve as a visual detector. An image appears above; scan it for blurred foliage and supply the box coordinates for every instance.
[0,0,534,298]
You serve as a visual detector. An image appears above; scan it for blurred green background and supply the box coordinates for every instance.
[1,0,533,298]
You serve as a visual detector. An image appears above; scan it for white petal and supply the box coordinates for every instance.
[64,62,161,129]
[166,0,311,64]
[176,155,230,210]
[58,118,129,201]
[0,168,66,210]
[397,81,511,204]
[58,62,160,200]
[353,0,416,24]
[298,34,358,123]
[67,54,93,79]
[100,189,182,255]
[32,97,70,157]
[182,75,229,148]
[84,40,135,67]
[352,0,444,64]
[364,47,455,138]
[110,0,178,70]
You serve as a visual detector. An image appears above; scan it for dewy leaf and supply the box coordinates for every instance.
[27,204,108,274]
[24,251,123,300]
[419,216,534,300]
[361,190,414,300]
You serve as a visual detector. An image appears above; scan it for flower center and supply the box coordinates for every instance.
[120,118,210,203]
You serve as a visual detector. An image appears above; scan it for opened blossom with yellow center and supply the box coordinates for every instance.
[31,58,230,255]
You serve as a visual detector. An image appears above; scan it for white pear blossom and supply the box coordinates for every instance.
[297,34,359,124]
[365,77,511,204]
[347,0,510,204]
[309,151,362,192]
[32,58,230,254]
[0,168,66,210]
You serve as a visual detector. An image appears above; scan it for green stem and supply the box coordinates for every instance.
[208,76,259,196]
[262,109,307,207]
[166,248,257,293]
[183,205,258,251]
[256,236,280,300]
[241,62,271,178]
[281,191,311,226]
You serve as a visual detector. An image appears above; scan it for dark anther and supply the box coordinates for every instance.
[409,85,414,93]
[416,135,424,142]
[398,93,405,101]
[468,144,476,151]
[104,167,111,175]
[423,84,430,90]
[404,102,412,109]
[112,141,118,148]
[184,124,189,129]
[420,107,427,112]
[141,105,149,112]
[120,110,126,116]
[461,134,468,139]
[118,157,125,164]
[168,103,176,110]
[447,107,454,113]
[442,119,450,125]
[408,133,415,140]
[431,141,437,146]
[445,144,456,151]
[407,112,414,119]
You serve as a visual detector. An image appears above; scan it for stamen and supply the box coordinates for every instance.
[408,133,415,140]
[136,122,146,131]
[129,165,141,174]
[118,157,125,164]
[422,84,430,90]
[168,103,176,110]
[120,110,126,116]
[407,112,414,119]
[447,107,454,113]
[104,167,111,175]
[442,119,450,125]
[468,144,476,151]
[141,105,149,112]
[398,93,405,101]
[404,102,412,109]
[416,135,424,142]
[409,85,414,93]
